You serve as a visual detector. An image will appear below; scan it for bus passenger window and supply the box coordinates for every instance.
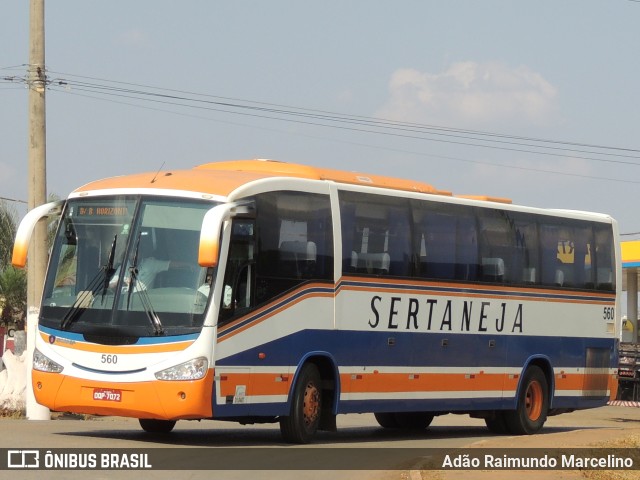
[540,220,595,289]
[339,191,411,277]
[540,225,562,286]
[253,191,333,305]
[219,220,256,323]
[412,201,478,282]
[594,225,615,291]
[416,213,457,280]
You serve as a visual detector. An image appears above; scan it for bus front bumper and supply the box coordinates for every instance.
[32,369,215,420]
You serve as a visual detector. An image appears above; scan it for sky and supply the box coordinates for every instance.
[1,1,640,237]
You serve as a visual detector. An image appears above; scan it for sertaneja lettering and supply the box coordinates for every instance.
[369,296,524,333]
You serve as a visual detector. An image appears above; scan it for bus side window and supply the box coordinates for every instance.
[540,220,594,289]
[455,215,479,281]
[477,209,538,285]
[412,201,478,282]
[514,218,539,285]
[339,191,411,277]
[218,220,255,324]
[540,225,562,286]
[572,229,593,289]
[254,191,333,305]
[418,213,457,280]
[594,224,615,291]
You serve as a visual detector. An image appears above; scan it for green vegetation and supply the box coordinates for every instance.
[0,201,26,330]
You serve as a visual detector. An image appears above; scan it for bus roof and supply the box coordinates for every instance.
[73,158,510,202]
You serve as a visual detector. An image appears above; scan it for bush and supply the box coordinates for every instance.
[0,266,27,330]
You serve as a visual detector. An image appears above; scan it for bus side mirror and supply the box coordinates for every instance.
[198,203,252,268]
[12,201,64,268]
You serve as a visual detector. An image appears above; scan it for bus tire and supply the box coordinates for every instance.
[395,412,434,429]
[484,411,509,434]
[280,363,322,443]
[139,419,176,433]
[374,412,400,428]
[374,412,433,430]
[504,366,549,435]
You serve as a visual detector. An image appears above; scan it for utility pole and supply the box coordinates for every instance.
[26,0,50,420]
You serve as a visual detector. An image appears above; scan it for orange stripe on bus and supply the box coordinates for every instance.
[336,371,611,395]
[217,372,291,397]
[338,276,615,303]
[338,372,513,394]
[338,284,614,305]
[555,372,614,391]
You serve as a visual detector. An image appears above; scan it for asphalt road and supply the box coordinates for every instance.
[1,406,639,480]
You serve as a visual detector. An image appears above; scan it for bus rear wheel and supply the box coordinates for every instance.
[484,411,509,434]
[504,365,549,435]
[374,412,434,430]
[139,419,176,433]
[280,363,322,443]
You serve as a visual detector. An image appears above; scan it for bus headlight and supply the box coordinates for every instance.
[155,357,208,381]
[33,349,64,373]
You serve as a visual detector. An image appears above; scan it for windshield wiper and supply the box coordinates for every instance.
[62,234,120,330]
[126,233,164,336]
[125,234,141,311]
[101,234,118,301]
[60,266,108,330]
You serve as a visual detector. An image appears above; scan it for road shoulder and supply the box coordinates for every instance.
[421,406,640,480]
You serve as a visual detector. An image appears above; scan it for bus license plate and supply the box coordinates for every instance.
[93,388,122,402]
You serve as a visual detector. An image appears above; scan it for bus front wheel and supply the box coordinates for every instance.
[280,363,322,443]
[504,365,549,435]
[139,418,176,434]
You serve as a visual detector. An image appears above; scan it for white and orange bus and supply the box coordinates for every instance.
[13,159,620,443]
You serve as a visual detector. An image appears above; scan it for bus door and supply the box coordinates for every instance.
[214,219,257,414]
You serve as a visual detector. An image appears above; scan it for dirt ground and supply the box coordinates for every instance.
[423,404,640,480]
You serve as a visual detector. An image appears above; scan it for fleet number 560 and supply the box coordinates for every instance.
[101,354,118,364]
[603,307,615,320]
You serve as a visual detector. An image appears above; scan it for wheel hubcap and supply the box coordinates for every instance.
[302,381,320,427]
[525,380,543,421]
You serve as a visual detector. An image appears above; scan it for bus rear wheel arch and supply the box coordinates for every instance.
[503,365,549,435]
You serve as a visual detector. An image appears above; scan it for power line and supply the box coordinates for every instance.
[0,196,27,204]
[4,70,640,184]
[45,71,640,158]
[7,70,640,162]
[40,73,640,172]
[53,87,640,186]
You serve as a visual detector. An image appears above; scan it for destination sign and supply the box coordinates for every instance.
[77,206,130,217]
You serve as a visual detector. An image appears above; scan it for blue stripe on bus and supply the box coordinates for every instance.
[211,395,610,418]
[38,324,199,345]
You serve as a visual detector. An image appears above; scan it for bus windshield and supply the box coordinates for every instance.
[41,196,216,340]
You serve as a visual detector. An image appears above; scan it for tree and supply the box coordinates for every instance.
[0,201,26,329]
[0,201,18,269]
[0,266,27,330]
[0,196,59,330]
